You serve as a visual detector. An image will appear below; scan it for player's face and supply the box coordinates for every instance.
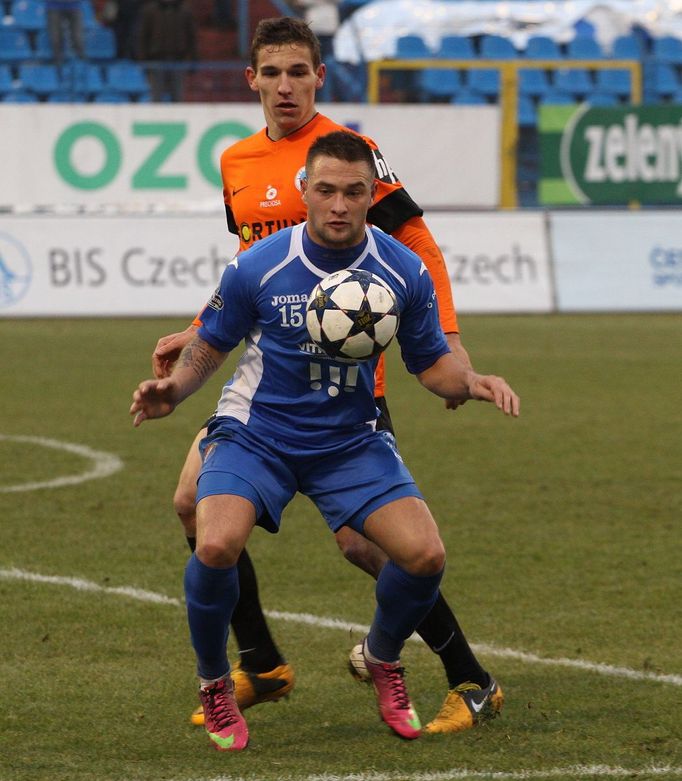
[246,44,325,141]
[302,156,376,249]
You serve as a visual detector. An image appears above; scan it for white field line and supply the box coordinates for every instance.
[0,434,123,492]
[177,765,682,781]
[1,567,680,689]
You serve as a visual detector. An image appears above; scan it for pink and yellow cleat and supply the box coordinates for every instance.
[199,676,249,752]
[361,641,421,740]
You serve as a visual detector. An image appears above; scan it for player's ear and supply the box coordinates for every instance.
[245,66,258,92]
[369,181,377,205]
[315,63,326,89]
[301,178,308,202]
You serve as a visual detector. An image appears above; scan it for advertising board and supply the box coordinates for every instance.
[424,211,554,313]
[540,104,682,205]
[0,214,238,317]
[551,211,682,311]
[0,104,499,210]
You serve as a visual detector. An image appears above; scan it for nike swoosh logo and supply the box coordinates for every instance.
[209,731,235,749]
[407,709,421,730]
[232,185,249,196]
[470,697,487,714]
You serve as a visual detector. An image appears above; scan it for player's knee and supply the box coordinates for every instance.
[406,540,446,577]
[195,540,240,569]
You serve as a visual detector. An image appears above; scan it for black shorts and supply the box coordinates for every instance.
[201,396,395,438]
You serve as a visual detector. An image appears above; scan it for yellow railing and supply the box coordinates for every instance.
[367,59,642,208]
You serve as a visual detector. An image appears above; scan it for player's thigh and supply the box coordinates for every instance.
[363,496,445,576]
[195,494,257,568]
[175,427,207,506]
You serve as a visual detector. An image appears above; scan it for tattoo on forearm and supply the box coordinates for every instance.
[178,339,219,382]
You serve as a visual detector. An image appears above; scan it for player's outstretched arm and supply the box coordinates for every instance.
[152,323,199,378]
[417,353,520,418]
[133,335,228,426]
[443,332,472,411]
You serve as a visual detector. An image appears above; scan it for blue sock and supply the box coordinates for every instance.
[183,553,239,680]
[367,560,444,662]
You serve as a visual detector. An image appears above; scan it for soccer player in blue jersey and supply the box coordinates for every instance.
[131,131,519,752]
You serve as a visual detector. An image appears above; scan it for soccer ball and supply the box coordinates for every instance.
[348,643,370,682]
[305,269,399,362]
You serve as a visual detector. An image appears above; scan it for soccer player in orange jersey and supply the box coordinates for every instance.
[152,17,503,734]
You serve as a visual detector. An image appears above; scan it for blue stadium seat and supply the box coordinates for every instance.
[79,0,99,29]
[33,29,54,60]
[652,36,682,64]
[10,0,46,31]
[0,65,14,95]
[47,89,86,102]
[2,89,38,102]
[650,63,679,97]
[104,61,148,96]
[0,29,33,63]
[33,28,78,60]
[65,61,105,97]
[93,88,129,103]
[567,36,604,60]
[612,34,643,60]
[84,27,117,61]
[467,68,500,97]
[595,68,632,98]
[480,35,517,59]
[419,68,462,100]
[18,63,61,97]
[524,36,562,60]
[554,68,593,97]
[394,35,431,59]
[519,68,550,97]
[540,89,576,106]
[451,89,487,106]
[437,35,475,59]
[586,91,619,107]
[518,94,537,127]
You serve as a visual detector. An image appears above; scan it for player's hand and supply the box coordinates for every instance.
[130,379,178,427]
[468,374,520,417]
[152,326,197,378]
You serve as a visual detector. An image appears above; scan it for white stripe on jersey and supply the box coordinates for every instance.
[214,327,264,424]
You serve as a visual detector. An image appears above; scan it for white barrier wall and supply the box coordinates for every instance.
[0,215,239,316]
[550,212,682,311]
[424,211,554,313]
[0,104,499,210]
[2,210,682,317]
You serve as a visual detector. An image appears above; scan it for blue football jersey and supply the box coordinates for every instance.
[198,223,449,447]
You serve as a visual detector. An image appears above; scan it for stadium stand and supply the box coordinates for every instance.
[0,29,33,62]
[480,34,518,59]
[9,0,46,32]
[524,35,562,60]
[83,26,117,61]
[437,35,475,59]
[18,63,60,97]
[104,61,149,99]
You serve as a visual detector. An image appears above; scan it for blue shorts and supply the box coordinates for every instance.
[196,419,422,534]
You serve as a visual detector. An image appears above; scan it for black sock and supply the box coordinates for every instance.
[186,536,196,552]
[230,548,286,673]
[415,591,487,689]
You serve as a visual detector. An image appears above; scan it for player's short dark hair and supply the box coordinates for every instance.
[306,131,375,177]
[251,17,322,70]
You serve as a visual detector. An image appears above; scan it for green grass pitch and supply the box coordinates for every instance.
[0,314,680,781]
